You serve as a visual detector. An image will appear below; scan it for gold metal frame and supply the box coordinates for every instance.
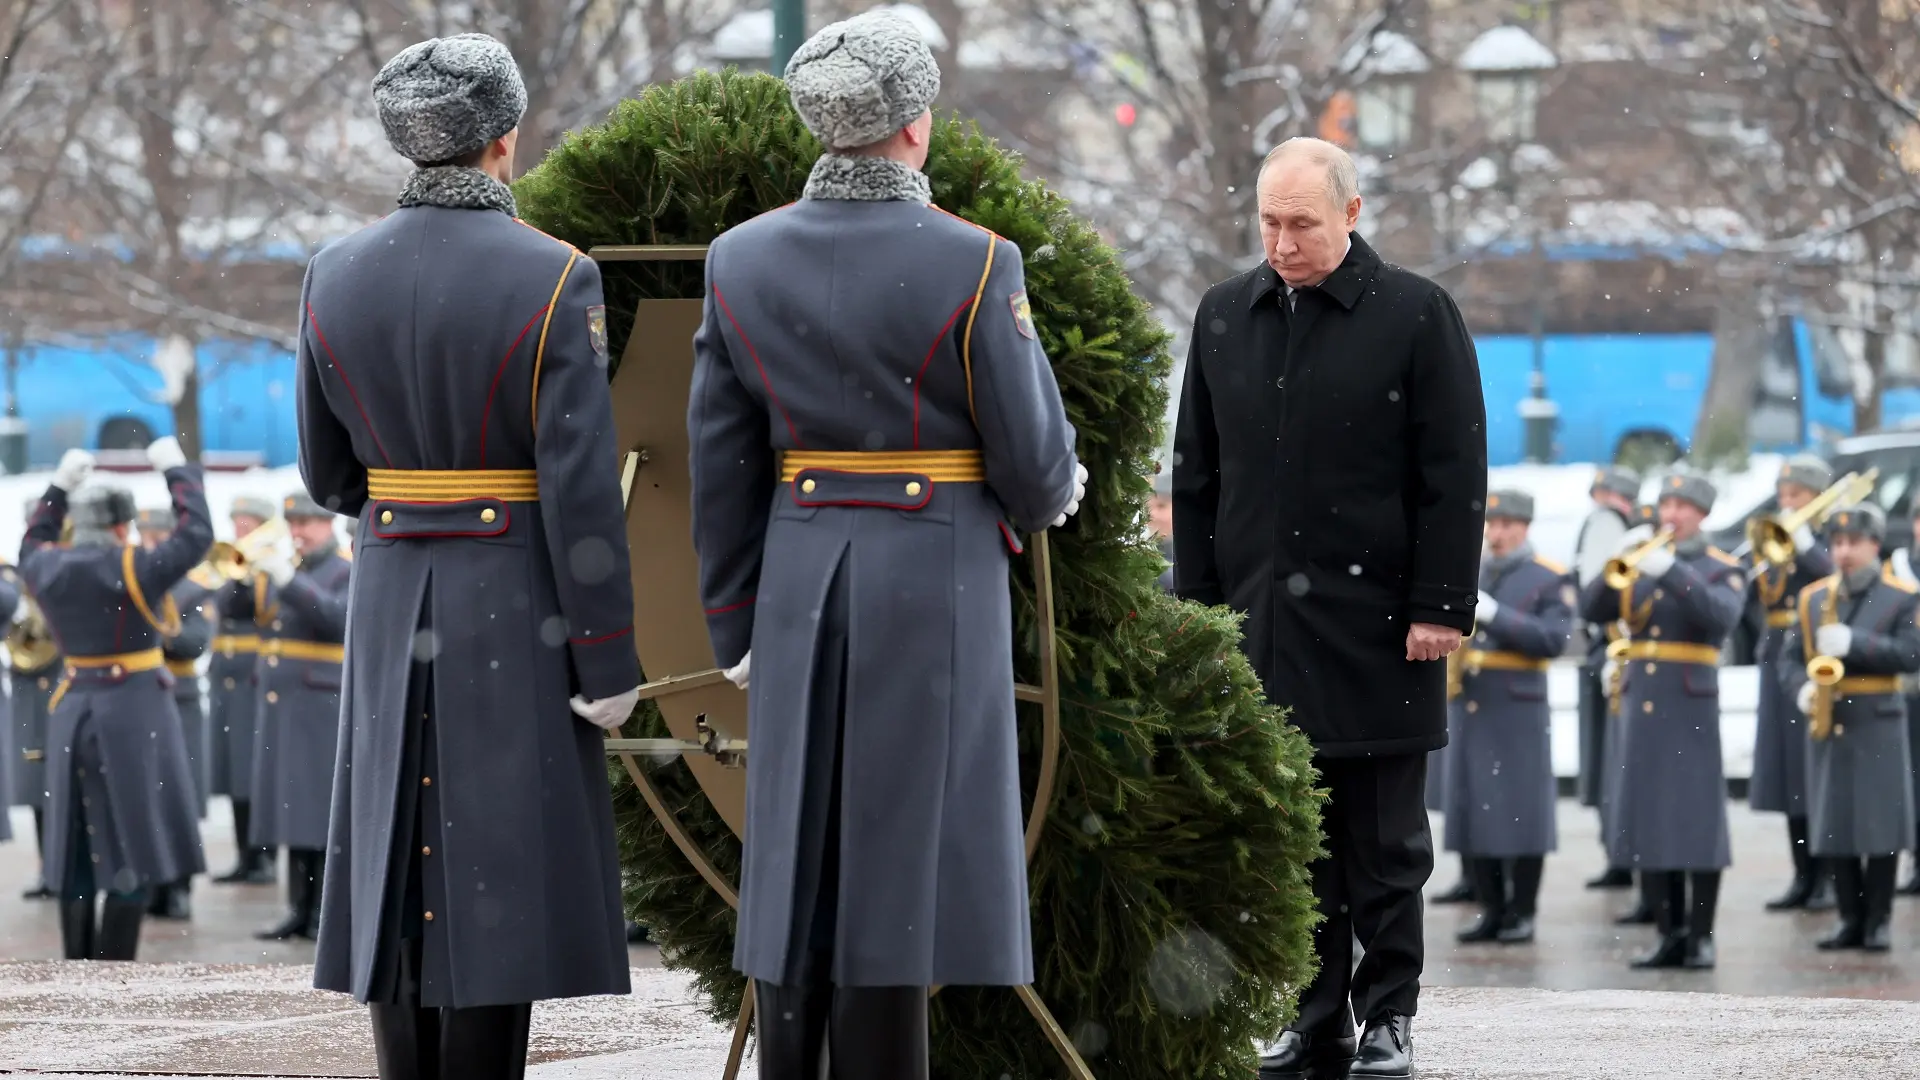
[593,245,1093,1080]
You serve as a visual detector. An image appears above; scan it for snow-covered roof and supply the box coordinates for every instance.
[1342,30,1430,77]
[1458,26,1557,72]
[711,10,772,61]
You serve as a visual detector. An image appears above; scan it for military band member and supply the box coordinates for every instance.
[1780,503,1919,950]
[301,33,642,1080]
[9,496,63,898]
[1748,455,1837,911]
[1573,466,1638,890]
[210,495,275,884]
[20,439,212,959]
[246,492,350,942]
[690,14,1083,1078]
[135,506,220,920]
[1446,491,1569,945]
[1605,498,1668,927]
[1580,473,1743,969]
[1887,502,1920,894]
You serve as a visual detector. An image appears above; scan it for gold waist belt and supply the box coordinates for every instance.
[779,449,985,483]
[1461,649,1551,673]
[367,468,540,503]
[264,639,346,664]
[1617,641,1722,666]
[1836,675,1902,696]
[51,648,167,712]
[213,634,262,655]
[166,658,199,677]
[1767,611,1796,629]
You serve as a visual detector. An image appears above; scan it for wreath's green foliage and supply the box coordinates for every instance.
[517,67,1323,1079]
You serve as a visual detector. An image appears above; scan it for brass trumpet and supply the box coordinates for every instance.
[1806,583,1844,741]
[4,593,59,671]
[1604,528,1676,590]
[1748,468,1879,570]
[206,517,290,581]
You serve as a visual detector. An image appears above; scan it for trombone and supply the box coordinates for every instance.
[1603,529,1676,590]
[206,517,291,582]
[1747,468,1879,570]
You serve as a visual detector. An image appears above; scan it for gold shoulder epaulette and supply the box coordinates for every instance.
[1706,546,1741,567]
[510,217,581,254]
[1532,555,1568,575]
[188,565,223,590]
[1881,561,1917,593]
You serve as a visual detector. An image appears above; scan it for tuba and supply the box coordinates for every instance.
[1806,582,1845,741]
[1604,529,1676,591]
[4,593,59,671]
[1748,468,1879,570]
[206,517,290,582]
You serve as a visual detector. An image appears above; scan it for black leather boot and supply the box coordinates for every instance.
[303,848,325,937]
[1630,872,1688,968]
[1614,872,1657,925]
[22,807,53,900]
[1430,857,1475,904]
[214,802,258,883]
[1349,1012,1413,1078]
[755,979,832,1080]
[1818,858,1867,950]
[1585,865,1633,889]
[1499,856,1544,944]
[255,850,313,940]
[1898,849,1920,896]
[1257,1025,1359,1079]
[1805,862,1837,912]
[1767,816,1816,909]
[59,897,96,960]
[440,1002,531,1080]
[370,1002,440,1080]
[1862,855,1897,952]
[1684,871,1719,969]
[95,891,147,961]
[146,880,193,920]
[828,986,928,1080]
[1456,858,1507,943]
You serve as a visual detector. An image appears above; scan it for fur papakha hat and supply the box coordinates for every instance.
[784,11,941,151]
[373,33,528,164]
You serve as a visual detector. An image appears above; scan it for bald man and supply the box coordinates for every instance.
[1173,136,1486,1080]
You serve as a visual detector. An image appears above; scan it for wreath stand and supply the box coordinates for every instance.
[592,244,1095,1080]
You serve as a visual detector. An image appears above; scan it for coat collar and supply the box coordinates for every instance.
[1246,232,1382,311]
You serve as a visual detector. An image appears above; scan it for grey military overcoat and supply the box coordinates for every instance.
[1747,543,1832,815]
[298,196,640,1008]
[1443,549,1570,858]
[0,566,19,834]
[1780,569,1920,857]
[162,572,217,815]
[19,470,213,893]
[208,581,263,800]
[1581,542,1744,871]
[690,167,1079,989]
[8,580,59,813]
[245,544,350,851]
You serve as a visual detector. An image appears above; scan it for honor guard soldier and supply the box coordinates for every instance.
[210,495,275,884]
[9,495,63,898]
[301,33,641,1080]
[1780,503,1920,950]
[1581,473,1743,968]
[247,491,350,942]
[0,559,20,843]
[1887,502,1920,894]
[1445,490,1570,945]
[1748,455,1838,911]
[135,506,221,920]
[689,13,1083,1079]
[1573,466,1638,891]
[19,439,212,959]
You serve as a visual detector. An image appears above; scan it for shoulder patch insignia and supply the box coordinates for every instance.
[1010,290,1036,340]
[587,305,608,361]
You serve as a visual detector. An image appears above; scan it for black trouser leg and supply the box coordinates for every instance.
[371,934,440,1080]
[440,1003,532,1080]
[1339,754,1432,1025]
[24,806,53,899]
[1509,857,1545,918]
[1630,871,1688,968]
[59,792,97,961]
[1684,871,1719,968]
[1863,855,1898,951]
[829,987,930,1080]
[256,848,314,940]
[756,971,832,1080]
[300,846,325,936]
[1292,765,1356,1038]
[1767,817,1817,909]
[96,889,149,961]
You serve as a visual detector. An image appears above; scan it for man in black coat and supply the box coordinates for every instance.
[1173,136,1486,1080]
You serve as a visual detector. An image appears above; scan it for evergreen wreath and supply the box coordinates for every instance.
[515,68,1324,1079]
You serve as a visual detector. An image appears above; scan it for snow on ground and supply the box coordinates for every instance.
[0,465,313,561]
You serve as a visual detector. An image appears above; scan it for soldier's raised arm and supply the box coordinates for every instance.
[531,254,640,701]
[129,440,214,601]
[966,236,1079,534]
[22,449,93,564]
[295,264,371,519]
[687,245,775,670]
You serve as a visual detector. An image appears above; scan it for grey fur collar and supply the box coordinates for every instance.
[802,154,931,204]
[397,166,517,217]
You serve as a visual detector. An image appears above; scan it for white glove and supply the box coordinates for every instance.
[1796,680,1817,716]
[1792,523,1817,553]
[253,533,297,588]
[1601,658,1618,687]
[9,598,29,626]
[723,651,750,690]
[1635,543,1675,580]
[53,449,94,492]
[1476,590,1500,621]
[146,436,187,471]
[569,685,640,732]
[1616,523,1655,554]
[1052,461,1089,528]
[1815,623,1854,658]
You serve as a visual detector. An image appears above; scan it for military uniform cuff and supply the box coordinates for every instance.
[569,630,640,701]
[703,605,754,671]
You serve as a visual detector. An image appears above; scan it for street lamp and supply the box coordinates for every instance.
[771,0,807,76]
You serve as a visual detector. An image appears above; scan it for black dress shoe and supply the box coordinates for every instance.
[1897,871,1920,896]
[1429,879,1474,904]
[1613,900,1656,925]
[253,910,315,941]
[1586,867,1634,889]
[1256,1028,1358,1079]
[1805,877,1837,912]
[21,880,54,901]
[1455,911,1504,943]
[1682,934,1715,969]
[1496,915,1536,944]
[1765,876,1814,911]
[1818,919,1866,950]
[1349,1013,1412,1078]
[1862,920,1892,952]
[1629,932,1689,969]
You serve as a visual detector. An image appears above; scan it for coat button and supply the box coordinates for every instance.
[1649,627,1663,638]
[224,677,236,690]
[266,691,279,704]
[268,656,279,668]
[380,510,393,525]
[1653,589,1665,600]
[1465,701,1479,713]
[422,776,432,787]
[272,621,283,631]
[1644,663,1658,675]
[480,508,497,524]
[905,481,923,497]
[422,846,431,856]
[1642,700,1654,714]
[37,678,48,689]
[109,665,122,678]
[801,479,816,494]
[424,911,434,922]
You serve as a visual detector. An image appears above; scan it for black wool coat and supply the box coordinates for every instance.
[1172,234,1488,757]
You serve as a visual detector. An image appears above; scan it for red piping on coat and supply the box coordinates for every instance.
[480,307,551,467]
[308,305,393,467]
[913,298,977,448]
[368,500,511,540]
[712,286,803,448]
[705,599,754,616]
[570,626,634,645]
[998,521,1023,555]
